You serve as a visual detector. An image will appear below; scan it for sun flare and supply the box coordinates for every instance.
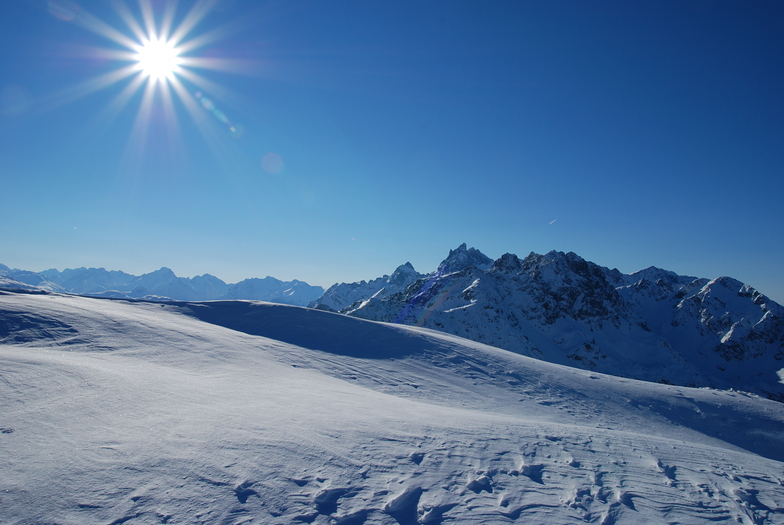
[41,0,254,164]
[135,38,181,81]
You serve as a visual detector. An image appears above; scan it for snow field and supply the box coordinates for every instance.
[1,291,783,524]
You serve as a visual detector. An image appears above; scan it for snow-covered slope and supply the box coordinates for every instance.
[1,290,783,524]
[323,245,784,400]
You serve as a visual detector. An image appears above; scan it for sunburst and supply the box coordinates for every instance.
[43,0,252,164]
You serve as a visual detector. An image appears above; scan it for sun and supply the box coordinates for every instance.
[41,0,253,160]
[134,38,181,81]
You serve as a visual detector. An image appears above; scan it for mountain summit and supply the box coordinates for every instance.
[436,243,494,275]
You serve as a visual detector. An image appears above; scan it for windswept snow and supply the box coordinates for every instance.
[2,290,784,524]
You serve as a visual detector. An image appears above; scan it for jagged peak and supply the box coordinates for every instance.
[523,250,590,273]
[393,262,417,274]
[490,253,523,273]
[449,243,468,255]
[437,244,493,275]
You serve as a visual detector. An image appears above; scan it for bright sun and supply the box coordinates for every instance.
[51,1,248,147]
[135,38,181,81]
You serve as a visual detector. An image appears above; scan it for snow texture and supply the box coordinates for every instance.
[2,290,784,524]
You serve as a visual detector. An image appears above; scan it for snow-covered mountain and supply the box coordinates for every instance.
[312,262,423,312]
[224,276,324,306]
[2,289,783,524]
[4,265,324,306]
[316,244,784,401]
[0,273,53,293]
[0,264,65,293]
[40,266,136,294]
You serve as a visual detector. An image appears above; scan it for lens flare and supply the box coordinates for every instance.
[261,152,283,174]
[48,0,80,22]
[194,90,243,137]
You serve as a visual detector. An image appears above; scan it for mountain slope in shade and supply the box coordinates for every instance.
[319,245,784,400]
[1,290,783,524]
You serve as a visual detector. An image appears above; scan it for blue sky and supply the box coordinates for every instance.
[1,0,782,302]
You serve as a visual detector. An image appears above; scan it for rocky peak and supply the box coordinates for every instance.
[392,262,416,275]
[436,244,493,275]
[389,262,419,287]
[490,253,523,273]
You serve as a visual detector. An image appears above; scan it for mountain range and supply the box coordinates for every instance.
[0,263,323,306]
[3,245,783,401]
[312,244,784,401]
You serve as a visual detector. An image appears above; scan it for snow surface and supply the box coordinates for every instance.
[2,290,784,524]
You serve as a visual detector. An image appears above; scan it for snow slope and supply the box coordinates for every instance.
[2,290,784,524]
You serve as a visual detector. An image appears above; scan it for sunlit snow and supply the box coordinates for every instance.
[2,290,783,524]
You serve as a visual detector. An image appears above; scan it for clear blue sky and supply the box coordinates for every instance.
[1,0,782,302]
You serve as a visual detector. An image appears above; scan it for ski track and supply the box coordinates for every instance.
[1,292,784,524]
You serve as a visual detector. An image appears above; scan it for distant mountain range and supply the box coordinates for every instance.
[312,244,784,401]
[0,263,323,307]
[3,246,783,400]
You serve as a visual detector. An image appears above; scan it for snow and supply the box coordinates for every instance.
[2,290,784,524]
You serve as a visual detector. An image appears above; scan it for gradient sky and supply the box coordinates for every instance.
[1,0,782,302]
